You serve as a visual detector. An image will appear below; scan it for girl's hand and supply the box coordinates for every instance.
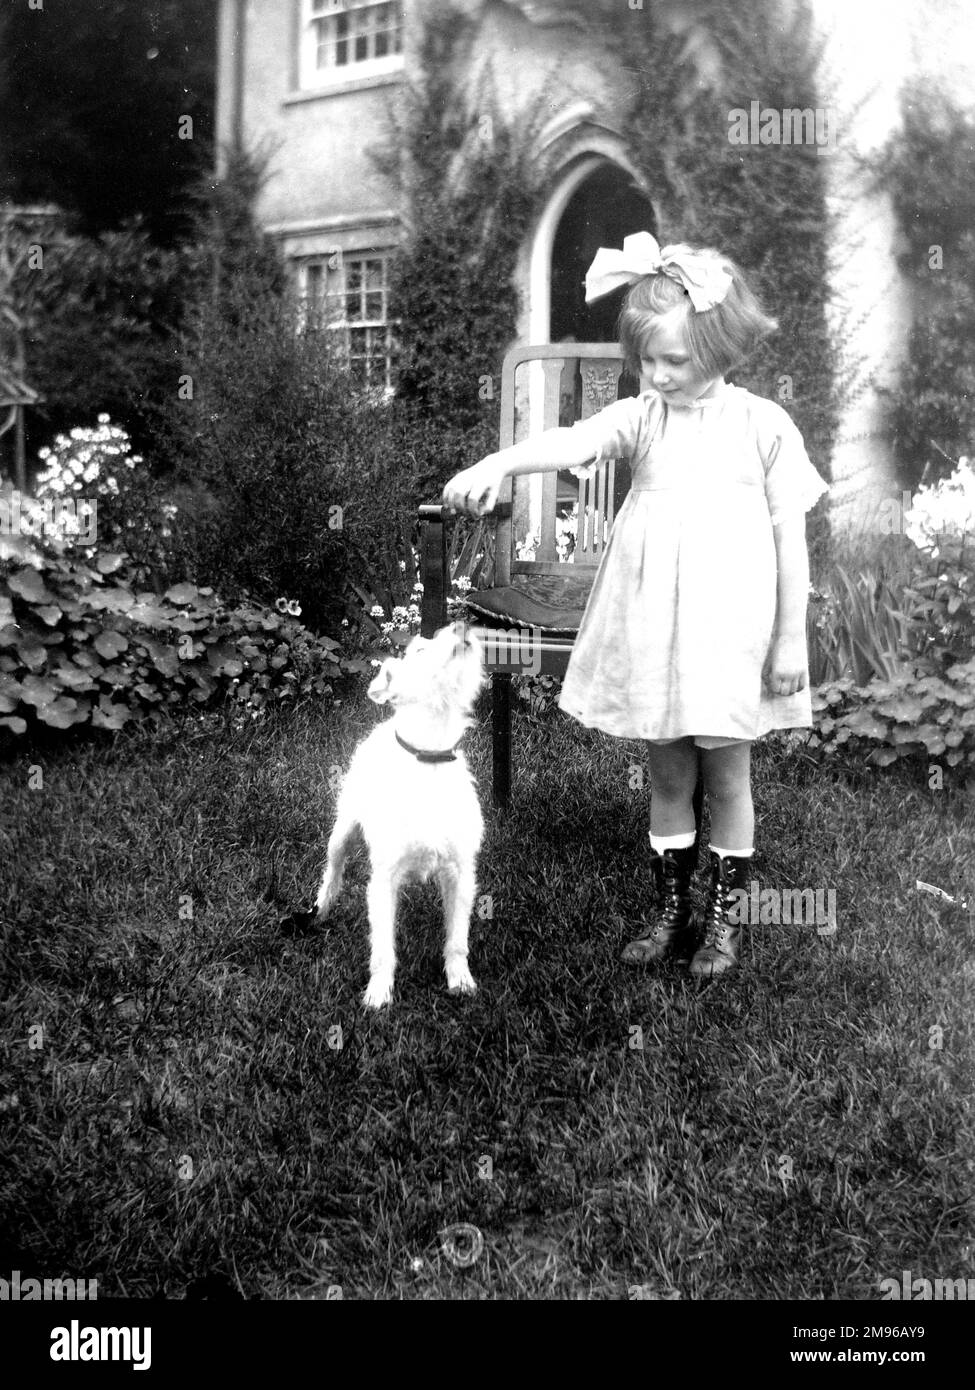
[442,456,505,518]
[762,634,807,697]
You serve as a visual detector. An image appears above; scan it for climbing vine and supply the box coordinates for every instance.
[375,1,546,434]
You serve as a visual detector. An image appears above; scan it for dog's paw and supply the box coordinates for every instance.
[363,976,394,1010]
[446,967,477,997]
[278,905,322,937]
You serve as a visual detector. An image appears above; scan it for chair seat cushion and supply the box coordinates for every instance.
[465,584,588,633]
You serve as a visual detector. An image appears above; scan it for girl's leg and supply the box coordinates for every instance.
[622,739,699,966]
[647,738,700,836]
[700,742,753,849]
[693,742,754,977]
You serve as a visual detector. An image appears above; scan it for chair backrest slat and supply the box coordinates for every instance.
[534,357,565,563]
[497,344,629,585]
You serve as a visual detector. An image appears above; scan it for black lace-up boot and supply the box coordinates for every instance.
[689,851,751,977]
[621,844,698,965]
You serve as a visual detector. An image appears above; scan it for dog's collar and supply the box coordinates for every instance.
[395,731,462,763]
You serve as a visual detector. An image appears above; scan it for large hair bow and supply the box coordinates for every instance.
[584,231,733,312]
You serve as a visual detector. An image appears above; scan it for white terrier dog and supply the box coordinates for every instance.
[282,621,485,1009]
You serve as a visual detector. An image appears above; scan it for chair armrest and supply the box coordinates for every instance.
[416,500,513,638]
[418,502,449,636]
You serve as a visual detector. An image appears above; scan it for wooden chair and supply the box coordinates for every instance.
[418,341,703,839]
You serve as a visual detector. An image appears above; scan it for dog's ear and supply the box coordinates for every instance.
[367,659,398,705]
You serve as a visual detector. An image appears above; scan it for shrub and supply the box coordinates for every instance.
[163,253,497,634]
[877,90,975,485]
[24,225,191,474]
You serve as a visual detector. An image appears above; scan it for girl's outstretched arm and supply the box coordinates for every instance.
[442,429,598,518]
[763,514,811,696]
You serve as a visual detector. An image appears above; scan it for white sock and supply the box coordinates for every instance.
[710,843,754,858]
[649,830,696,852]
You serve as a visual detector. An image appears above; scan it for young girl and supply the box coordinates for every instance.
[442,232,828,978]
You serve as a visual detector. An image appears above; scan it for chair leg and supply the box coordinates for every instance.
[492,672,512,808]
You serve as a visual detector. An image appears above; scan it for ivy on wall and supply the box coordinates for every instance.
[375,2,545,433]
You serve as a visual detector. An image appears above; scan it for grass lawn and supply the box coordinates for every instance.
[1,688,972,1300]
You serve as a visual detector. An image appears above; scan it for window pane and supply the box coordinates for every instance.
[316,245,397,387]
[307,1,402,79]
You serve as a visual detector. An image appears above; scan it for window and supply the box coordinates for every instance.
[298,251,398,392]
[300,0,403,89]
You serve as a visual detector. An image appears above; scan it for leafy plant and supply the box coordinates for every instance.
[810,454,975,776]
[810,661,975,771]
[807,566,914,686]
[0,521,367,739]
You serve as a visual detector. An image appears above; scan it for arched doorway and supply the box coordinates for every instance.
[549,164,657,344]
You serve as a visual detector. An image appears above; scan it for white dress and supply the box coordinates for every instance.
[557,382,829,742]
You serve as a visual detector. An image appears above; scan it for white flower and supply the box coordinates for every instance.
[83,463,99,482]
[904,457,975,553]
[97,413,110,424]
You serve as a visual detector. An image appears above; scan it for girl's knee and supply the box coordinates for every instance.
[702,746,751,801]
[647,740,699,799]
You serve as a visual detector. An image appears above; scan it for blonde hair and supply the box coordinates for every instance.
[618,252,778,379]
